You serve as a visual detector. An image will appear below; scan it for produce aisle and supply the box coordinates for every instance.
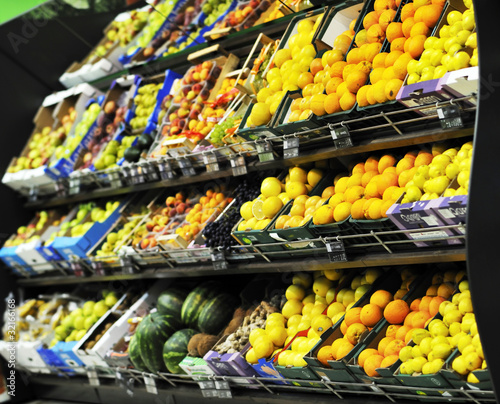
[0,0,497,403]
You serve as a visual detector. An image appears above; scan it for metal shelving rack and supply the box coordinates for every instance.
[3,0,498,402]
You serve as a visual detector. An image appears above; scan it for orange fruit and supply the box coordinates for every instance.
[334,202,352,222]
[410,21,430,37]
[346,70,368,94]
[310,58,324,76]
[351,198,367,220]
[374,0,396,12]
[331,338,345,359]
[297,72,314,89]
[380,354,399,368]
[402,17,416,38]
[333,34,353,55]
[361,170,379,187]
[345,186,365,204]
[339,91,356,111]
[415,4,443,28]
[326,77,343,94]
[366,86,377,105]
[411,311,432,328]
[372,79,388,104]
[360,303,383,327]
[329,61,347,78]
[385,78,404,101]
[336,339,355,360]
[275,215,291,230]
[382,186,399,201]
[312,205,334,225]
[344,307,363,327]
[437,282,455,299]
[358,348,379,367]
[384,339,405,356]
[429,296,446,317]
[310,93,328,116]
[410,298,421,311]
[367,23,386,44]
[324,93,341,115]
[378,155,397,174]
[403,311,417,327]
[322,186,336,199]
[384,300,410,324]
[372,52,388,69]
[364,10,381,29]
[365,156,379,172]
[418,296,432,312]
[364,354,384,377]
[408,35,426,59]
[346,323,369,345]
[377,336,394,356]
[414,151,433,167]
[385,51,403,68]
[390,37,407,52]
[385,324,402,339]
[317,345,335,367]
[366,198,384,219]
[395,324,412,340]
[346,48,363,65]
[379,9,397,30]
[380,199,395,218]
[401,3,415,21]
[376,171,398,196]
[370,290,393,309]
[386,22,404,43]
[357,85,371,107]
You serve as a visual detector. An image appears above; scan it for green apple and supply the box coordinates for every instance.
[93,300,109,317]
[75,329,87,341]
[83,301,95,317]
[405,185,422,202]
[61,316,74,330]
[54,325,69,339]
[74,316,85,330]
[84,314,99,330]
[104,292,119,308]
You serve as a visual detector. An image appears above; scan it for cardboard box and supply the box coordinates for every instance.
[441,66,479,107]
[52,199,129,261]
[179,356,217,380]
[396,78,452,117]
[386,200,460,248]
[427,195,467,239]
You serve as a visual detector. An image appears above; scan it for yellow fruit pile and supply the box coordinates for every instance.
[408,0,477,84]
[238,166,323,231]
[399,278,486,382]
[247,16,324,127]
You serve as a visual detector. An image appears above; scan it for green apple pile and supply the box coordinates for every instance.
[51,291,120,346]
[3,211,52,247]
[111,9,150,48]
[126,1,179,56]
[407,0,476,84]
[402,140,472,204]
[53,103,101,162]
[202,0,233,26]
[399,280,487,382]
[94,216,143,258]
[129,83,162,130]
[92,136,139,171]
[9,108,76,173]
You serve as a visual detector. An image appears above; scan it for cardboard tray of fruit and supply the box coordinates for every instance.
[50,198,131,261]
[2,87,81,194]
[125,70,183,135]
[59,5,152,88]
[118,0,190,67]
[45,84,106,180]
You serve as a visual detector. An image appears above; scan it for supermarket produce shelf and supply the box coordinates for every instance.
[26,365,496,404]
[23,98,475,210]
[17,224,467,286]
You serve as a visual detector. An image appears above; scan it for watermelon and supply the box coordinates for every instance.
[197,293,239,335]
[163,329,197,374]
[157,289,188,317]
[136,312,183,373]
[128,334,146,371]
[181,281,221,328]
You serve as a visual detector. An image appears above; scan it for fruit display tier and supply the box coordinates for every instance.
[2,0,500,402]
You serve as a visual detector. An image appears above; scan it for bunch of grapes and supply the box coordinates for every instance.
[202,177,261,250]
[209,115,243,147]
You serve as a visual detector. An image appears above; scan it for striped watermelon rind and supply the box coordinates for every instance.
[128,333,146,371]
[197,293,239,335]
[181,281,221,328]
[163,328,197,374]
[157,289,188,317]
[137,312,183,374]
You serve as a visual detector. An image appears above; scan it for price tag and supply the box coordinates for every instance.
[108,169,123,188]
[55,179,67,197]
[141,162,159,182]
[211,250,228,271]
[283,137,299,159]
[116,370,134,397]
[256,141,275,162]
[70,259,85,277]
[215,381,230,390]
[203,153,220,173]
[178,157,196,177]
[158,159,175,180]
[144,376,158,395]
[437,105,463,129]
[198,380,215,389]
[331,126,353,149]
[91,260,107,277]
[230,155,247,176]
[130,164,145,185]
[120,256,137,274]
[201,390,219,398]
[28,185,39,203]
[68,174,81,196]
[87,367,100,386]
[326,241,347,262]
[121,166,134,186]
